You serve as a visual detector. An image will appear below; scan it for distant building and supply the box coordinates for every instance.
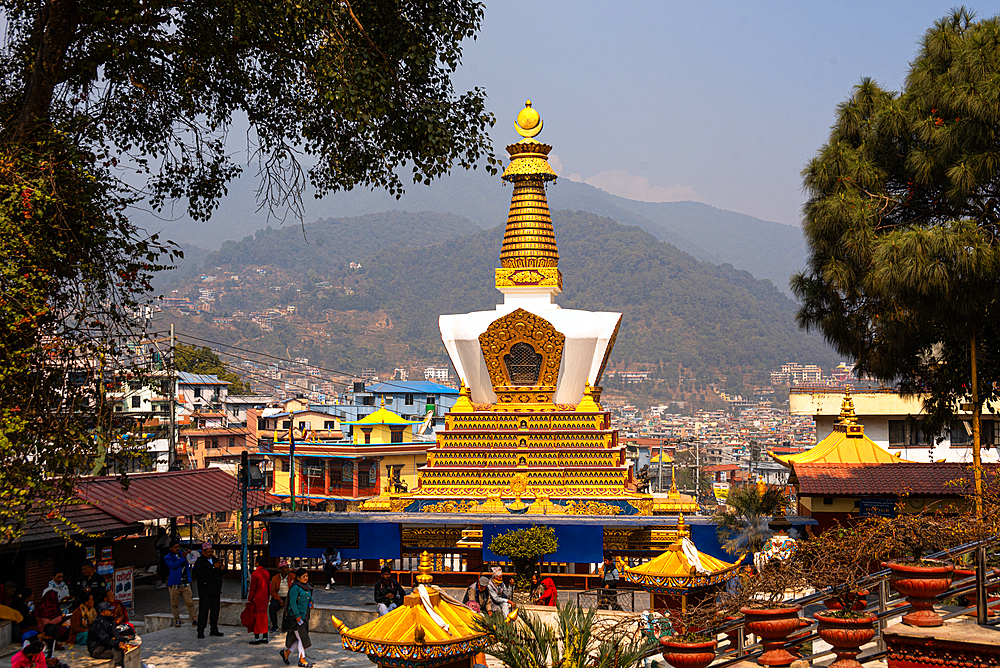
[424,367,449,382]
[789,387,1000,463]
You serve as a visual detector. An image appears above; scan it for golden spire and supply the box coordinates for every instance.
[496,100,562,292]
[451,380,474,413]
[416,551,433,584]
[576,381,602,412]
[834,385,865,437]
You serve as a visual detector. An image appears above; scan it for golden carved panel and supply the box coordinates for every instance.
[479,308,565,390]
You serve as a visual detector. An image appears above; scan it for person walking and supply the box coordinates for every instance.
[487,567,513,617]
[322,546,341,590]
[164,540,197,627]
[246,556,270,645]
[373,566,406,616]
[462,575,492,614]
[193,542,225,639]
[154,528,171,589]
[279,568,313,668]
[269,560,294,633]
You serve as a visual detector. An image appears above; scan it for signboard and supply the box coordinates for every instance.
[859,498,897,518]
[713,482,730,502]
[113,568,134,610]
[305,523,360,549]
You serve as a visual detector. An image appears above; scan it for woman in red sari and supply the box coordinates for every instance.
[247,555,271,644]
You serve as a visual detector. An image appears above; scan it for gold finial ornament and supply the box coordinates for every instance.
[514,100,543,138]
[416,551,434,584]
[834,385,865,437]
[497,100,562,290]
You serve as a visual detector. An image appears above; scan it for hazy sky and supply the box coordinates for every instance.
[445,1,1000,227]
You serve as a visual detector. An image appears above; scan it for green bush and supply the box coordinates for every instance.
[489,525,558,589]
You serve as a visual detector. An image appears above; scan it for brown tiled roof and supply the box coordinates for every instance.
[793,462,1000,497]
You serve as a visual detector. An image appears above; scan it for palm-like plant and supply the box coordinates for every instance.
[474,602,653,668]
[715,484,787,559]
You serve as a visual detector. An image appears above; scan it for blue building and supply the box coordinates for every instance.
[312,381,459,440]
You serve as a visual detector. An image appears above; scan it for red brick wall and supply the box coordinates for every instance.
[25,554,55,605]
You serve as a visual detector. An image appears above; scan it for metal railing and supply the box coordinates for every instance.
[578,589,638,612]
[642,539,1000,666]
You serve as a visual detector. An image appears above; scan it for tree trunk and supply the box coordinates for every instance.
[972,331,984,519]
[12,0,79,142]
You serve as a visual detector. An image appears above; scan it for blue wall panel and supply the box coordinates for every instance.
[482,524,604,564]
[268,522,401,560]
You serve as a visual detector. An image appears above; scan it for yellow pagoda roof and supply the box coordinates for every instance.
[625,517,738,593]
[650,453,673,464]
[346,405,420,427]
[333,552,487,664]
[770,387,907,467]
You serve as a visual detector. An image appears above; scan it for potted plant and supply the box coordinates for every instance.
[795,524,883,668]
[488,524,558,594]
[860,510,977,627]
[731,559,810,668]
[656,596,733,668]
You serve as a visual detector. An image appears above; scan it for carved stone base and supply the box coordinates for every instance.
[884,621,1000,668]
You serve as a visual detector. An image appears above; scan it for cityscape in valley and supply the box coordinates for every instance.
[6,5,1000,668]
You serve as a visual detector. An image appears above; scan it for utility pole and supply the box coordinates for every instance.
[289,425,296,512]
[695,441,701,502]
[168,324,176,469]
[657,444,664,492]
[240,450,250,598]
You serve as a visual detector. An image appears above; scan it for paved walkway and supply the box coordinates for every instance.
[139,625,374,668]
[132,578,637,620]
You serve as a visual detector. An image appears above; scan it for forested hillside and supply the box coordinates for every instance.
[166,210,836,394]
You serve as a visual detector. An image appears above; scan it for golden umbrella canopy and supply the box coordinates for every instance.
[331,551,489,668]
[625,516,738,595]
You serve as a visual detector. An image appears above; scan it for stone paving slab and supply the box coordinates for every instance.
[139,625,373,668]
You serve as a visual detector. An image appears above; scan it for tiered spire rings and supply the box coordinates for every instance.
[496,100,562,291]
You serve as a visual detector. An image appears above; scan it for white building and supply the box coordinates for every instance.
[789,387,1000,463]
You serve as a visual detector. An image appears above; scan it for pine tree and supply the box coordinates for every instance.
[794,8,1000,514]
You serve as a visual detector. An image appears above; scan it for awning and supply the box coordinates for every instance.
[12,503,142,549]
[76,468,281,523]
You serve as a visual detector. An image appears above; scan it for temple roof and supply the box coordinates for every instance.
[345,405,419,427]
[770,387,907,467]
[625,516,738,593]
[333,552,487,662]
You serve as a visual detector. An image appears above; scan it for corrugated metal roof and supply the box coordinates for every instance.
[366,381,459,394]
[76,468,281,523]
[177,372,229,385]
[14,503,140,548]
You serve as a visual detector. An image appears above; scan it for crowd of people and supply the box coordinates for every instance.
[2,562,135,668]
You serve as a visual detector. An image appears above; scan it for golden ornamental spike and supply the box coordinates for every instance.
[416,550,434,584]
[514,100,543,138]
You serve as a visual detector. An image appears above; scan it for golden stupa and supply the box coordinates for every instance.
[332,551,489,668]
[770,387,908,466]
[361,102,652,514]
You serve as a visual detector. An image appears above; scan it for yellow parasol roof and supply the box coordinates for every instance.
[625,516,738,594]
[770,387,907,467]
[332,552,487,665]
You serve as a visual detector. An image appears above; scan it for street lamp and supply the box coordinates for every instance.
[240,451,265,598]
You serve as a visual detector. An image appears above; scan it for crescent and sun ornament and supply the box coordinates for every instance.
[514,99,543,138]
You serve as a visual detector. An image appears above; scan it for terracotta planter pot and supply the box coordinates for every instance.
[740,604,809,667]
[823,589,869,612]
[814,611,878,668]
[884,560,954,627]
[658,638,718,668]
[954,567,998,617]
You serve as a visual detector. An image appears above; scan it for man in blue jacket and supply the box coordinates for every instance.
[164,540,197,627]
